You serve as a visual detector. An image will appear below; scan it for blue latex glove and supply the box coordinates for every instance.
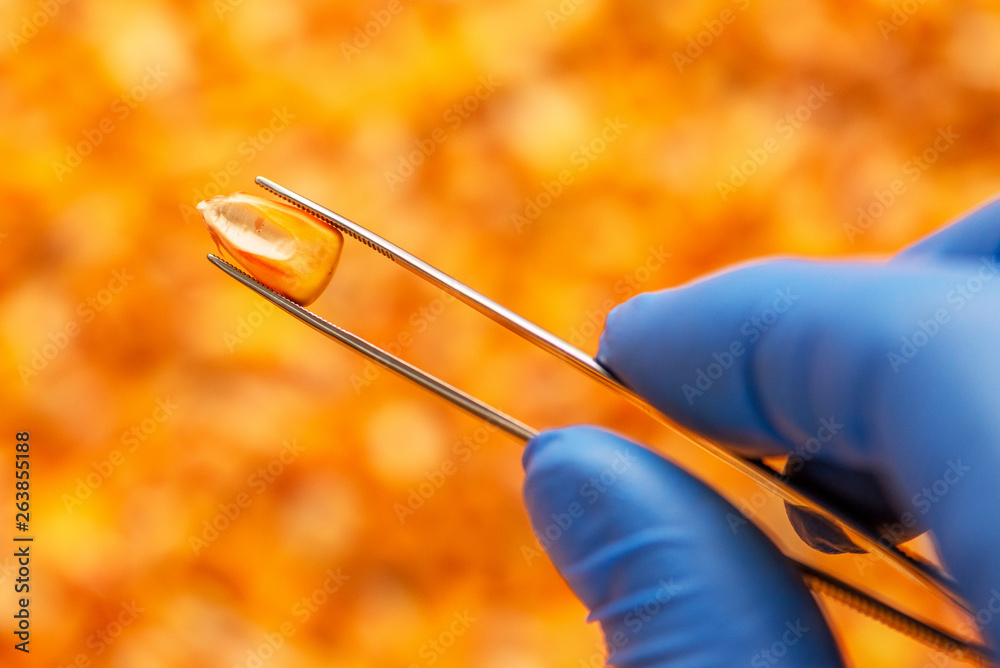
[522,198,1000,666]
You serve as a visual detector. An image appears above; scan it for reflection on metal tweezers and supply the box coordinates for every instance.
[206,176,994,665]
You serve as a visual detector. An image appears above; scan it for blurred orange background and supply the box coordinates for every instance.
[3,0,1000,666]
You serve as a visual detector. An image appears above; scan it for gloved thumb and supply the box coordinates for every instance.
[523,426,843,667]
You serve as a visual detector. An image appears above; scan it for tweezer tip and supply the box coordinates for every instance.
[207,253,249,281]
[254,176,287,201]
[206,253,236,273]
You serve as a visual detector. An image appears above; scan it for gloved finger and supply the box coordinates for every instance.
[523,426,843,668]
[592,259,966,552]
[792,193,1000,551]
[597,259,1000,639]
[893,196,1000,263]
[867,304,1000,646]
[597,258,855,457]
[800,197,1000,552]
[596,259,998,461]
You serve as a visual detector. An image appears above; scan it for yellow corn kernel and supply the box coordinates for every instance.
[198,192,344,306]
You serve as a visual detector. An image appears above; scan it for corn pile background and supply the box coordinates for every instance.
[2,0,1000,666]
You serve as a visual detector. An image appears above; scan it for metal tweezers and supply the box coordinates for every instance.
[208,176,994,665]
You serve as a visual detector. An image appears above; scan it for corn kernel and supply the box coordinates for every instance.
[198,192,344,306]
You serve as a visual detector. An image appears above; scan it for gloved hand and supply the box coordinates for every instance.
[522,198,1000,666]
